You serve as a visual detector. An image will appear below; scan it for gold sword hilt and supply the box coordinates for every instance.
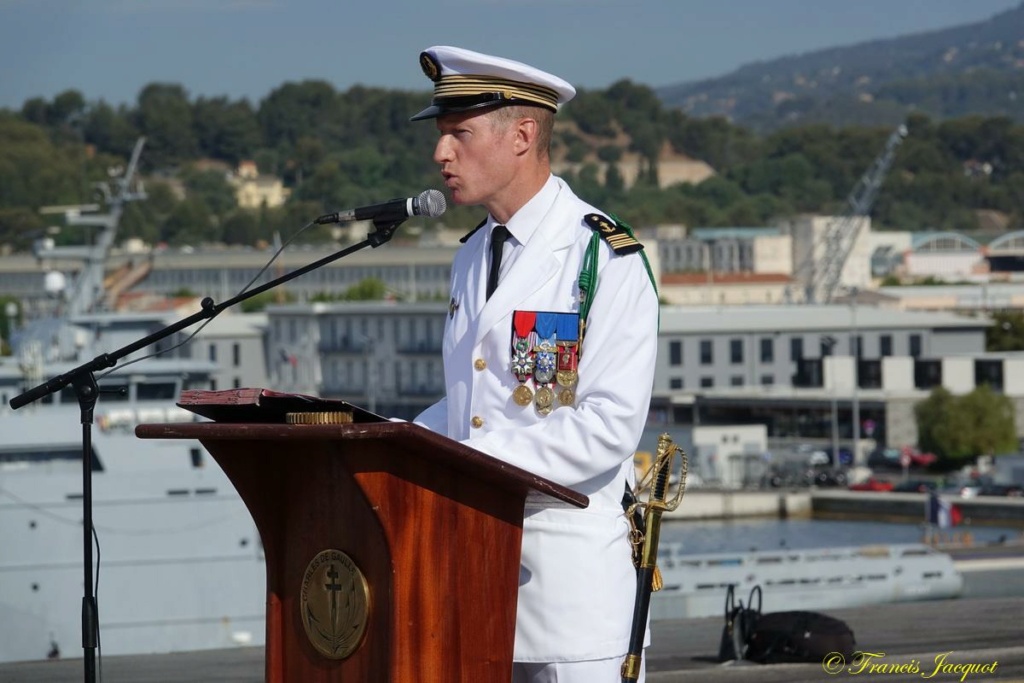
[645,433,687,513]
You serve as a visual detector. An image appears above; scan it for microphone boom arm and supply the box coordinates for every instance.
[10,217,406,411]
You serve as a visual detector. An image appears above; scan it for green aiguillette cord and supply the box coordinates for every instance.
[577,234,600,356]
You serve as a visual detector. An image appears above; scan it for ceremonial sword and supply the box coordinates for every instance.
[621,433,687,682]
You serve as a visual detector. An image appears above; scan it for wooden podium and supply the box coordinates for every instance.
[136,417,586,682]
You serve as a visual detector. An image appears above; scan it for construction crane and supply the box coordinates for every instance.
[36,137,148,315]
[798,123,907,304]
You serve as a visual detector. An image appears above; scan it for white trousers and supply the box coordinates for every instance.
[511,656,645,683]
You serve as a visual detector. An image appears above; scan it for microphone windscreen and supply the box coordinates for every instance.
[417,189,447,218]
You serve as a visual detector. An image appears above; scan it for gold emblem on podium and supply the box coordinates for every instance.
[300,549,370,659]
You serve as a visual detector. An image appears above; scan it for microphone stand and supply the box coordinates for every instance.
[9,217,406,683]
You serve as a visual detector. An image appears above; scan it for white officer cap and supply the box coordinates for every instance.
[410,45,576,121]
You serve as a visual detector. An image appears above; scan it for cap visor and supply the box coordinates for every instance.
[409,105,443,121]
[410,99,516,122]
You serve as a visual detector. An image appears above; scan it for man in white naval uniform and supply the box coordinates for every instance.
[410,46,658,683]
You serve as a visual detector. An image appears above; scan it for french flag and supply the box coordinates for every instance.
[927,491,963,529]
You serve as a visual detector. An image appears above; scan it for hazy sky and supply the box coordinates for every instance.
[0,0,1020,110]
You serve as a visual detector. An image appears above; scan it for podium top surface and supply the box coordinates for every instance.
[136,420,587,509]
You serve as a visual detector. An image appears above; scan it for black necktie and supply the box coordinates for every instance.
[486,225,510,300]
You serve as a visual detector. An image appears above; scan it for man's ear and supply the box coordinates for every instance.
[513,116,538,157]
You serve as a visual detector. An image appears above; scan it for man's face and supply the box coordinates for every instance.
[433,109,518,209]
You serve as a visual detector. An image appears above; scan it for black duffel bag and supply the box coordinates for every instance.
[717,585,857,665]
[745,608,857,664]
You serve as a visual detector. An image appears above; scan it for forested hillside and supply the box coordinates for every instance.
[658,3,1024,131]
[3,79,1024,252]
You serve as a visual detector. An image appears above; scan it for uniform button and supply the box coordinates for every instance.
[474,358,487,371]
[471,416,484,428]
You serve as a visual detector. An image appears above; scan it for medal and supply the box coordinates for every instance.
[555,313,579,400]
[510,311,537,407]
[558,387,575,406]
[513,384,534,406]
[533,313,558,416]
[533,339,557,384]
[535,386,555,415]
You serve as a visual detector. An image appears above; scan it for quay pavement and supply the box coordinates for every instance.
[3,597,1022,682]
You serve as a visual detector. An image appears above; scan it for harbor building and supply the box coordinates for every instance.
[262,301,1021,458]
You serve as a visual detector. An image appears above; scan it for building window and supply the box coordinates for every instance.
[858,360,882,389]
[700,340,713,365]
[975,360,1003,391]
[669,340,682,366]
[761,375,774,386]
[760,338,774,363]
[793,359,823,388]
[914,360,941,389]
[208,344,217,362]
[232,342,241,367]
[909,334,922,358]
[700,377,714,388]
[730,339,743,364]
[853,335,863,358]
[880,335,892,357]
[790,337,803,361]
[730,375,744,387]
[669,377,683,389]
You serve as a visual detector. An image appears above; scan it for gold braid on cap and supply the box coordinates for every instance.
[434,75,559,111]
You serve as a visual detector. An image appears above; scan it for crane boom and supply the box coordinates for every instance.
[804,124,907,304]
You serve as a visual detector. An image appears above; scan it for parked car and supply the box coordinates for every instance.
[979,482,1024,497]
[891,479,937,494]
[955,477,1024,498]
[942,479,985,498]
[848,476,894,492]
[902,447,938,468]
[868,446,937,470]
[807,467,848,488]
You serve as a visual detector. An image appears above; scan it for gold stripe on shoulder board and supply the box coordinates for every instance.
[583,214,644,255]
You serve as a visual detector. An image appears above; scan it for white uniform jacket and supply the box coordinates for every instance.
[414,175,658,662]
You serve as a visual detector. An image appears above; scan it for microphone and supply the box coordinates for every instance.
[315,189,447,225]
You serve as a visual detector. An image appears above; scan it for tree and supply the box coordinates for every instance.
[83,102,140,157]
[344,278,389,301]
[135,83,198,168]
[915,387,971,462]
[221,210,263,246]
[258,80,341,147]
[563,89,616,137]
[604,163,625,196]
[192,96,261,164]
[959,385,1018,458]
[48,90,87,129]
[181,167,238,219]
[0,207,45,252]
[163,197,216,245]
[986,311,1024,351]
[915,386,1016,463]
[241,289,295,312]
